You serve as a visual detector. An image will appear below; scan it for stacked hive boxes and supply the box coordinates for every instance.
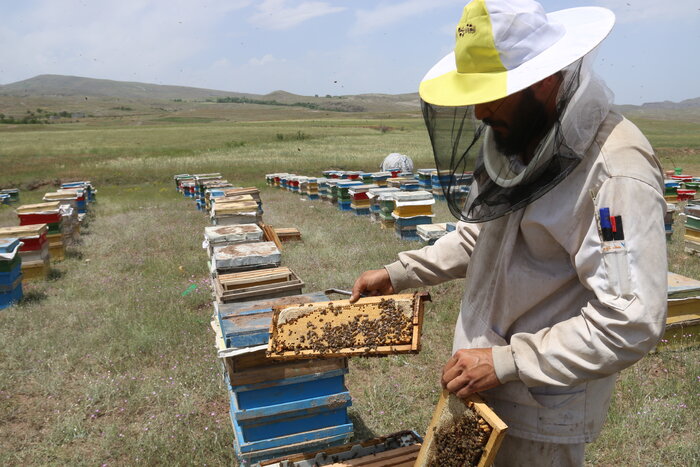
[16,202,64,262]
[662,272,700,350]
[60,204,80,244]
[378,192,398,229]
[174,174,191,192]
[664,180,679,202]
[205,224,302,303]
[63,187,88,214]
[371,172,391,187]
[684,203,700,254]
[317,178,330,202]
[431,171,450,200]
[388,177,420,191]
[417,169,435,191]
[211,195,261,226]
[212,293,353,465]
[43,190,79,211]
[0,194,10,205]
[670,174,696,201]
[0,238,23,310]
[204,185,235,213]
[417,223,449,245]
[199,180,232,211]
[303,177,320,200]
[665,204,677,240]
[348,184,376,216]
[194,174,224,210]
[0,225,50,281]
[368,187,400,222]
[392,191,435,241]
[61,181,97,203]
[336,180,363,212]
[0,188,20,204]
[204,219,353,463]
[326,179,340,205]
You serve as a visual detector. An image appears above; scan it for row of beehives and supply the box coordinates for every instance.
[0,181,96,309]
[173,173,515,466]
[663,171,700,203]
[173,173,359,466]
[264,171,466,244]
[664,171,697,242]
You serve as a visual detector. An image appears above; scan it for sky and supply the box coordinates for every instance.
[1,0,698,105]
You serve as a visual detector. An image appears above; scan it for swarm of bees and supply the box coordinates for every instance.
[276,297,414,355]
[428,401,491,467]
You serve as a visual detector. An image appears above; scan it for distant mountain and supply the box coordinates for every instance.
[0,74,421,112]
[0,74,252,100]
[2,74,697,118]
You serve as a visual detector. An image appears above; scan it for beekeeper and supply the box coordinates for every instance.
[350,0,667,465]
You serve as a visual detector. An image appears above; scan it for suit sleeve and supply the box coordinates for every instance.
[384,221,480,292]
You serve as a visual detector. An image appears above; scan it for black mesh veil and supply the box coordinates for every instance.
[422,59,589,223]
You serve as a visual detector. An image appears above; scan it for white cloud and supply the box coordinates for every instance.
[595,0,699,23]
[0,0,251,85]
[352,0,463,35]
[248,54,279,66]
[248,0,346,30]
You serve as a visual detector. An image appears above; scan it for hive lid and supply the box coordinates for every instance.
[204,224,264,244]
[0,237,21,253]
[0,224,48,238]
[393,190,434,202]
[668,272,700,299]
[16,201,62,213]
[212,241,281,269]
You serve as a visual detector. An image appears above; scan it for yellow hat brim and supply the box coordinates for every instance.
[419,68,508,107]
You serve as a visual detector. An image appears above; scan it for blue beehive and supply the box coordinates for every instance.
[213,292,354,465]
[0,238,23,310]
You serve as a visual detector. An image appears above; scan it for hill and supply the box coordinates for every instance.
[1,74,698,123]
[0,75,421,116]
[0,74,251,100]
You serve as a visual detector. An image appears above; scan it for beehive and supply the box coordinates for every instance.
[417,223,449,245]
[415,390,507,467]
[659,272,700,351]
[211,292,354,465]
[267,293,430,360]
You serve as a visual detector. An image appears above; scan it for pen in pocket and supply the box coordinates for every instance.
[599,207,613,241]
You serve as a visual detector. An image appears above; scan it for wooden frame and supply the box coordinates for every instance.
[259,430,423,467]
[414,390,507,467]
[260,223,284,250]
[267,292,430,360]
[214,268,304,303]
[274,227,302,242]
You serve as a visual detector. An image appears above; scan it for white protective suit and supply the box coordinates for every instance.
[385,111,667,443]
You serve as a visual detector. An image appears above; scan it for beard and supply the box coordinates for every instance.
[488,88,551,158]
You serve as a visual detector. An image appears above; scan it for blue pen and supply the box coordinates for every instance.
[599,207,613,241]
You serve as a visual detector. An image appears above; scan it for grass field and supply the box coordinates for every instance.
[0,114,699,466]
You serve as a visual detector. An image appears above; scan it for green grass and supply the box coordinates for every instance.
[0,114,698,465]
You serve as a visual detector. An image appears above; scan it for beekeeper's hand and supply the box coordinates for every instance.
[442,348,502,398]
[350,268,395,303]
